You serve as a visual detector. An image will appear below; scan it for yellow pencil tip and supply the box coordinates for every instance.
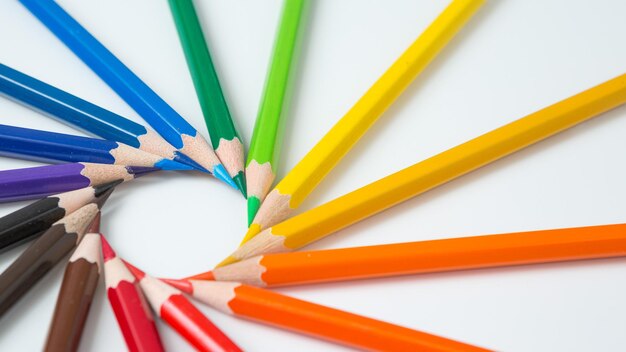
[215,255,238,268]
[239,224,261,247]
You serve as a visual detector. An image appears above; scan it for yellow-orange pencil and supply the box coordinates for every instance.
[217,73,626,267]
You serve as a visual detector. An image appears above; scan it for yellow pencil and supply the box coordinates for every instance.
[240,0,486,244]
[218,73,626,267]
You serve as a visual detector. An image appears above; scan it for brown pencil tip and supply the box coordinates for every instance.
[100,235,116,261]
[123,260,146,281]
[185,271,215,281]
[87,212,101,233]
[161,278,193,293]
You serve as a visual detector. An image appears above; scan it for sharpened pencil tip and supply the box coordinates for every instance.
[213,165,238,189]
[233,172,247,198]
[93,179,123,197]
[100,235,116,261]
[126,166,159,177]
[154,158,195,171]
[123,260,146,281]
[161,278,193,293]
[94,186,116,209]
[246,197,261,227]
[87,212,101,233]
[185,271,215,281]
[174,152,210,172]
[215,255,238,269]
[240,224,261,246]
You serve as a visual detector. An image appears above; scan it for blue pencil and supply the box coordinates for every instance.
[0,124,192,171]
[0,63,203,171]
[20,0,236,189]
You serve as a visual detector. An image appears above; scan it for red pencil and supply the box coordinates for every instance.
[123,261,241,352]
[101,236,164,352]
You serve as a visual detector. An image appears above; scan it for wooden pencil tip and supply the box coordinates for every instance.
[87,212,101,233]
[100,235,116,261]
[161,278,193,293]
[239,224,261,246]
[123,260,146,281]
[185,271,215,281]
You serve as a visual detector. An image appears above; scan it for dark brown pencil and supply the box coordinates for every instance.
[0,180,120,254]
[0,186,113,318]
[44,214,102,352]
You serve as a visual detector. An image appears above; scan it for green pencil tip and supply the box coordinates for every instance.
[233,172,247,198]
[247,196,261,226]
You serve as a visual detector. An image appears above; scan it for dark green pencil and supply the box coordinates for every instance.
[168,0,246,197]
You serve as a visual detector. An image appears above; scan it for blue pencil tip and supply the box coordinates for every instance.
[173,152,210,173]
[213,165,238,189]
[155,158,194,171]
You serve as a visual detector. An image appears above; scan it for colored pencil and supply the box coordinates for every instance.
[168,0,247,196]
[123,262,241,352]
[166,279,490,351]
[242,0,485,244]
[101,236,164,352]
[0,124,192,171]
[0,195,110,317]
[245,0,308,222]
[192,224,626,287]
[0,180,119,253]
[0,63,201,170]
[218,73,626,267]
[45,218,102,352]
[20,0,237,189]
[0,162,155,203]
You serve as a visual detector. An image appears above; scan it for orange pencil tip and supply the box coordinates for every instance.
[185,271,215,281]
[161,278,193,293]
[123,260,146,281]
[100,234,116,261]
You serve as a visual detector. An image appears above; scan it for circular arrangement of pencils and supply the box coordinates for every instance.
[0,0,625,351]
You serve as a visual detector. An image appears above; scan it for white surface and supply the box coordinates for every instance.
[1,0,625,351]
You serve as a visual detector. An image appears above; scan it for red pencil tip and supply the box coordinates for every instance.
[161,278,193,293]
[100,235,116,261]
[185,271,215,281]
[87,212,101,233]
[123,260,146,281]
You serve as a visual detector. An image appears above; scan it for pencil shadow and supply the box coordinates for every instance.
[299,104,626,250]
[278,0,501,200]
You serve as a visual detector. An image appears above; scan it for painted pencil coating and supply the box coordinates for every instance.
[220,73,626,266]
[101,236,164,352]
[168,0,247,196]
[196,223,626,287]
[0,63,202,169]
[243,0,485,243]
[45,232,102,352]
[0,162,155,203]
[0,181,118,253]
[173,280,490,351]
[245,0,308,223]
[20,0,236,188]
[0,124,192,171]
[124,262,241,352]
[0,200,107,317]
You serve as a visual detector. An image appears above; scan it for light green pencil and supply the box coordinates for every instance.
[246,0,308,226]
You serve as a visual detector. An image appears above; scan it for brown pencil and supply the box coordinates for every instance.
[0,187,112,317]
[45,214,102,352]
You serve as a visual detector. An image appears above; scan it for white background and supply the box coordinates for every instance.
[1,0,625,351]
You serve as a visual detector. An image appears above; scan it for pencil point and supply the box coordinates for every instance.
[154,158,195,171]
[213,164,237,189]
[161,278,193,293]
[126,166,160,177]
[215,255,238,269]
[94,185,116,209]
[123,260,146,281]
[185,271,215,281]
[174,151,210,172]
[233,172,247,198]
[100,235,116,261]
[93,179,123,197]
[87,212,101,233]
[240,224,261,246]
[247,197,261,226]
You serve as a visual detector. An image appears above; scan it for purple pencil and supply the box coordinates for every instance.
[0,162,156,202]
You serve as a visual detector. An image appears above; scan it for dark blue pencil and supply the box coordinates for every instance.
[0,124,192,171]
[0,63,205,171]
[20,0,236,189]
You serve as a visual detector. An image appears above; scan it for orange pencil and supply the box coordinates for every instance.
[164,279,491,352]
[188,223,626,287]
